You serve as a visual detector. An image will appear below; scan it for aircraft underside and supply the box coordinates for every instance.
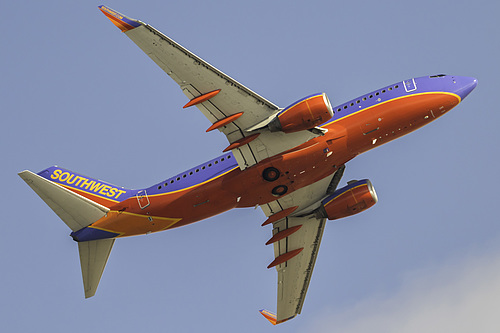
[19,5,477,325]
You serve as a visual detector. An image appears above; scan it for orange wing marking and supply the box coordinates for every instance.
[267,248,304,269]
[206,112,244,132]
[183,89,221,108]
[265,225,302,245]
[222,133,260,152]
[261,206,298,226]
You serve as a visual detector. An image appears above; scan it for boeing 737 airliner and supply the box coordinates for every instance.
[19,6,477,325]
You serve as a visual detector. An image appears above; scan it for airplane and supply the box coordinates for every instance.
[19,5,477,325]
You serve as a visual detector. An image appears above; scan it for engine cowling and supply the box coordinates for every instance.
[318,179,378,220]
[268,93,333,133]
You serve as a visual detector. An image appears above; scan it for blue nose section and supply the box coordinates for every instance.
[455,76,477,101]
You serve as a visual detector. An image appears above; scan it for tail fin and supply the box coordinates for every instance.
[33,166,133,208]
[19,169,120,298]
[18,170,109,231]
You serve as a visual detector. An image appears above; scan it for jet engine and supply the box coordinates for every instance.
[268,93,333,133]
[317,179,378,220]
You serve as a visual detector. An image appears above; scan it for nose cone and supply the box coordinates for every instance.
[454,76,478,101]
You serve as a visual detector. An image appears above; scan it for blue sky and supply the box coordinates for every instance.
[2,1,499,332]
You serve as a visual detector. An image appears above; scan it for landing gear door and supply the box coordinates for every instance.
[137,190,150,209]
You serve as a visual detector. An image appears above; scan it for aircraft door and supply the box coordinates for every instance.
[403,78,417,92]
[136,190,150,209]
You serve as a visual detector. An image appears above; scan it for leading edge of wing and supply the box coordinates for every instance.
[98,5,279,111]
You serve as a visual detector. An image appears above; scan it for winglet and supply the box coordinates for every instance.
[259,309,295,325]
[259,309,278,325]
[98,5,142,32]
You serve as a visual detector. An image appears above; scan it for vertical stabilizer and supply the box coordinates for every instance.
[19,169,116,298]
[78,239,115,298]
[18,170,109,231]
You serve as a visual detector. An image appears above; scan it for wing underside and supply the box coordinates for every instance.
[272,215,326,322]
[260,171,338,323]
[99,6,319,170]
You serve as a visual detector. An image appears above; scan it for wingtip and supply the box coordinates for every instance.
[259,309,277,325]
[259,309,296,325]
[98,5,142,32]
[18,170,30,177]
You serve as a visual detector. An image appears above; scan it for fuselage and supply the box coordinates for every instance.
[69,75,477,241]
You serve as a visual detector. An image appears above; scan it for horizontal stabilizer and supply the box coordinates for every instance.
[78,239,115,298]
[18,170,109,232]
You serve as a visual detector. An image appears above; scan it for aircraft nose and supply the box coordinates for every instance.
[454,76,477,101]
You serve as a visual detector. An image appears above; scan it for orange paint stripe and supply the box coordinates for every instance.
[322,92,461,128]
[147,166,239,197]
[91,210,182,237]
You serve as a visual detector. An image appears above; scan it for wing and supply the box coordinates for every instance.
[268,215,326,323]
[259,171,339,324]
[99,6,319,169]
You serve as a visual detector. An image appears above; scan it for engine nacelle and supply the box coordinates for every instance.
[318,179,378,220]
[268,93,333,133]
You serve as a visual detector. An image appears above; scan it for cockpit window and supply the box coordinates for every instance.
[429,74,446,78]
